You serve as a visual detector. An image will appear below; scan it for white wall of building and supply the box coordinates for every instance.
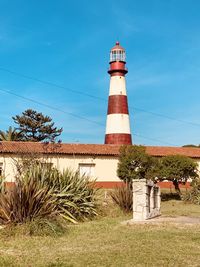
[0,154,120,183]
[1,153,200,184]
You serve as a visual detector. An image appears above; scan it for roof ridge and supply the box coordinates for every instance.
[0,142,200,157]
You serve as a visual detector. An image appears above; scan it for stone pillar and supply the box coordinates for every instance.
[132,179,161,221]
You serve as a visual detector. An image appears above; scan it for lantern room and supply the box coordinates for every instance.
[110,41,126,63]
[108,41,128,76]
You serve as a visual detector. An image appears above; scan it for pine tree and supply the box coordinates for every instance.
[12,109,63,142]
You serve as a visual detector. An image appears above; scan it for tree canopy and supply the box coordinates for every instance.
[159,155,198,181]
[12,109,63,142]
[117,146,198,193]
[159,155,198,193]
[117,145,158,183]
[182,144,200,148]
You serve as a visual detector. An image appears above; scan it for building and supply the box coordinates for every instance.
[0,141,200,188]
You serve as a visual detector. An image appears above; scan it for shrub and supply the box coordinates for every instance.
[20,164,99,223]
[0,175,57,224]
[55,169,99,221]
[109,183,132,212]
[0,163,99,226]
[184,178,200,205]
[0,217,66,237]
[26,217,66,236]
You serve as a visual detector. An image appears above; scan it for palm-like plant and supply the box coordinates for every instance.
[0,175,57,224]
[184,178,200,205]
[0,126,22,141]
[0,163,99,225]
[109,183,133,212]
[22,165,99,223]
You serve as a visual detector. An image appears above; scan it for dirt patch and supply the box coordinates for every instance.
[153,216,200,224]
[124,216,200,225]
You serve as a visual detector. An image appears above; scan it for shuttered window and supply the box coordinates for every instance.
[79,164,95,177]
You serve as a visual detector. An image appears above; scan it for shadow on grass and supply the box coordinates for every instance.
[161,192,181,201]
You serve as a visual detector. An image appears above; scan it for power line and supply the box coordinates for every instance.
[0,87,175,146]
[0,87,104,126]
[0,67,105,101]
[130,106,200,128]
[133,133,176,146]
[0,66,200,128]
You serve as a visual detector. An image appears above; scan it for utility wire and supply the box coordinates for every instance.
[0,67,104,101]
[131,106,200,128]
[0,87,175,146]
[133,133,176,146]
[0,87,104,126]
[0,66,200,127]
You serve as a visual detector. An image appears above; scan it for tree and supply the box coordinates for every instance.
[12,109,63,142]
[182,144,200,148]
[0,126,22,141]
[117,145,158,183]
[159,155,198,193]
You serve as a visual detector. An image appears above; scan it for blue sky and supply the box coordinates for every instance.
[0,0,200,146]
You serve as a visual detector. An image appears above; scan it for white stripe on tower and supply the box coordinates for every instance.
[105,41,132,145]
[106,114,131,134]
[109,76,127,95]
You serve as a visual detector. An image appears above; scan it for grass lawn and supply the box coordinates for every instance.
[0,200,199,267]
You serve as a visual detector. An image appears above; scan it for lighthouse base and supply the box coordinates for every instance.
[105,133,132,145]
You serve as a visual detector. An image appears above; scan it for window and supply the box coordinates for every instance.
[0,163,3,177]
[79,164,95,177]
[110,50,126,62]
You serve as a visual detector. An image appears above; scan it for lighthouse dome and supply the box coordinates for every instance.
[110,41,126,62]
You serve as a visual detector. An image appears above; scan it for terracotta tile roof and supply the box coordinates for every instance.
[0,141,200,158]
[0,141,121,156]
[146,146,200,158]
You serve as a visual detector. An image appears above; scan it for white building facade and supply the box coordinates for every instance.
[0,142,200,188]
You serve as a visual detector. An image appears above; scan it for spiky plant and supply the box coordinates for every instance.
[109,183,133,212]
[0,175,57,224]
[21,164,99,223]
[0,126,22,141]
[184,178,200,205]
[56,169,99,221]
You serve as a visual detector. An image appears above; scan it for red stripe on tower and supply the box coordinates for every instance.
[104,42,132,145]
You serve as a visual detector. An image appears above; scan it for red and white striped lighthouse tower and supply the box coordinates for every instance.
[105,42,132,145]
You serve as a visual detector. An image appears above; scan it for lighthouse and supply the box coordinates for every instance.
[104,42,132,145]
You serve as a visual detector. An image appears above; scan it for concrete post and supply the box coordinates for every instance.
[132,179,161,221]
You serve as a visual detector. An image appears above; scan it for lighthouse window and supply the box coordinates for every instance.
[110,50,126,62]
[110,51,117,62]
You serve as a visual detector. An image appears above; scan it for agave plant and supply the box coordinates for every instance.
[20,164,99,223]
[0,175,57,224]
[0,161,99,225]
[184,178,200,205]
[109,182,133,212]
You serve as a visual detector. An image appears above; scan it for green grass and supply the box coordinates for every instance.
[161,199,200,217]
[0,200,199,267]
